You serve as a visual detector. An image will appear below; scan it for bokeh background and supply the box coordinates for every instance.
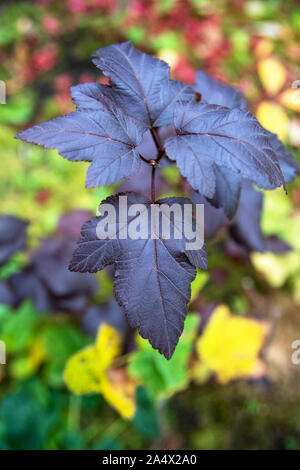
[1,0,300,450]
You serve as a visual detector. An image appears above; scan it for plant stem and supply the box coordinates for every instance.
[150,127,162,153]
[149,127,166,201]
[151,127,166,161]
[151,164,156,202]
[138,153,150,164]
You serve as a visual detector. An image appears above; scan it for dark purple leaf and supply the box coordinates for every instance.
[263,235,290,253]
[209,167,241,219]
[165,102,285,198]
[31,239,98,299]
[133,126,176,161]
[266,132,300,185]
[230,181,264,252]
[0,281,14,306]
[9,269,53,312]
[118,160,169,199]
[57,210,93,242]
[192,76,244,217]
[92,41,195,127]
[225,238,250,262]
[15,103,147,187]
[194,72,299,188]
[190,189,226,239]
[70,193,207,359]
[135,130,158,159]
[158,124,176,144]
[230,181,290,253]
[0,216,28,266]
[194,70,249,109]
[71,82,117,111]
[8,235,98,314]
[82,299,129,336]
[56,294,88,314]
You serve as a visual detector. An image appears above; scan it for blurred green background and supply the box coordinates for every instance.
[1,0,300,450]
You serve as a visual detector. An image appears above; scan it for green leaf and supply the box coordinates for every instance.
[0,92,36,125]
[0,302,39,354]
[128,314,199,399]
[126,27,145,45]
[41,324,87,387]
[151,31,182,52]
[133,387,160,439]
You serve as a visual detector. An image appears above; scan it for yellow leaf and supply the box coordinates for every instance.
[197,305,268,383]
[101,369,136,420]
[63,345,103,395]
[251,252,300,288]
[64,324,136,419]
[10,338,46,380]
[278,88,300,112]
[96,323,122,369]
[257,57,287,95]
[256,101,289,141]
